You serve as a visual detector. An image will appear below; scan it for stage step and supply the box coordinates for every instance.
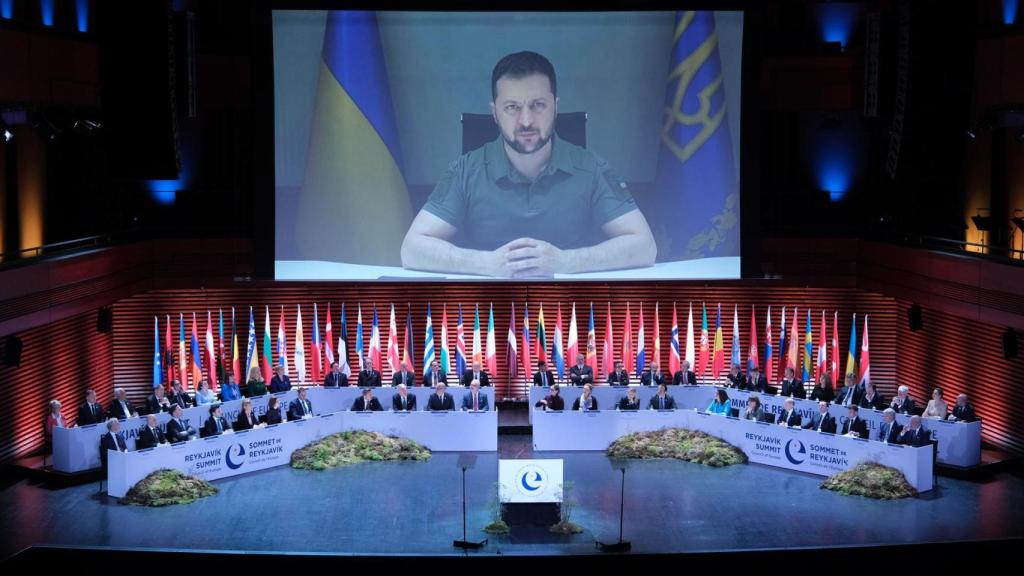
[937,447,1021,480]
[5,454,103,487]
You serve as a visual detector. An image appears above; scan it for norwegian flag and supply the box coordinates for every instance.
[455,304,467,377]
[857,315,870,385]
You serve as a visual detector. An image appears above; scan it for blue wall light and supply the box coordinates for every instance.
[1005,0,1019,25]
[75,0,89,32]
[803,112,862,203]
[147,179,181,205]
[40,0,55,27]
[1,0,14,20]
[816,3,861,49]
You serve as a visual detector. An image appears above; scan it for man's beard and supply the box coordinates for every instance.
[503,127,552,154]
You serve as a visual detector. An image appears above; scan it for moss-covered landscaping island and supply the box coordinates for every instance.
[290,430,431,470]
[121,469,218,507]
[607,428,748,467]
[820,462,918,499]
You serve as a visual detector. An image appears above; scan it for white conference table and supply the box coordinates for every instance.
[106,408,498,498]
[56,385,494,473]
[528,384,980,466]
[532,408,934,492]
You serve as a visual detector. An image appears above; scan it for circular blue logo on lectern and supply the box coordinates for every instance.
[515,464,547,497]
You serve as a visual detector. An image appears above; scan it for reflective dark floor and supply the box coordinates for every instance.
[1,435,1022,558]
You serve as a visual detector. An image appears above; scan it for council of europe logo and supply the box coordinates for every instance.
[785,439,807,465]
[514,464,547,498]
[225,443,246,470]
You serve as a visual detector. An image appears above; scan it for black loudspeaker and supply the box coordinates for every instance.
[4,335,23,367]
[97,0,180,179]
[908,304,923,332]
[97,307,114,333]
[1004,329,1018,360]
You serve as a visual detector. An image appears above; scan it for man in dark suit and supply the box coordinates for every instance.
[776,397,802,427]
[641,361,666,387]
[423,359,448,388]
[898,416,931,447]
[649,383,677,410]
[357,357,382,387]
[568,353,593,386]
[288,387,315,420]
[803,401,837,433]
[107,388,137,420]
[77,389,104,426]
[725,363,744,388]
[779,367,806,399]
[673,360,697,386]
[461,361,491,387]
[391,361,416,388]
[607,360,630,386]
[165,405,196,443]
[533,360,556,387]
[461,381,489,411]
[427,383,455,411]
[535,384,565,411]
[351,388,383,411]
[949,393,977,422]
[145,386,173,415]
[136,414,167,449]
[99,418,129,469]
[270,364,292,393]
[743,366,769,393]
[877,409,903,443]
[392,384,417,411]
[835,373,863,407]
[323,362,348,387]
[201,404,232,438]
[840,405,869,438]
[889,385,917,415]
[169,380,192,410]
[858,382,885,411]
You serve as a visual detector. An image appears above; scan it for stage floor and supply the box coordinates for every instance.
[2,435,1022,558]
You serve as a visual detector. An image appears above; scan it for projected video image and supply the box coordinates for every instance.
[274,11,743,280]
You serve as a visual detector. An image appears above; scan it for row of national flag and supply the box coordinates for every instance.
[152,303,872,390]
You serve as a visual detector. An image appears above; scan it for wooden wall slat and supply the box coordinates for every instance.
[4,284,1019,464]
[896,299,1024,454]
[0,311,112,462]
[109,286,898,401]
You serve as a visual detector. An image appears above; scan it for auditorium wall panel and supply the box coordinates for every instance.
[896,299,1024,455]
[109,284,898,403]
[0,310,113,463]
[3,284,1022,463]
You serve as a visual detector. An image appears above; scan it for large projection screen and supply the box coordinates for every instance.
[274,10,743,280]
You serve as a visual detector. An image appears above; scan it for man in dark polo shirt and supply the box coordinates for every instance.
[401,51,656,278]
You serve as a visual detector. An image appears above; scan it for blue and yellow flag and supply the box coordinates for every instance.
[655,11,738,260]
[297,11,412,265]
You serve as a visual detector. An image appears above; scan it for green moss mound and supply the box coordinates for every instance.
[821,462,918,499]
[121,469,217,507]
[549,521,584,534]
[483,520,510,535]
[607,428,748,467]
[290,430,431,470]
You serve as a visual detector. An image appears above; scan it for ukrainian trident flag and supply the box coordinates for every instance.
[655,11,738,260]
[296,11,412,265]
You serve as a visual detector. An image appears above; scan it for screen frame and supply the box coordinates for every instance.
[251,1,763,282]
